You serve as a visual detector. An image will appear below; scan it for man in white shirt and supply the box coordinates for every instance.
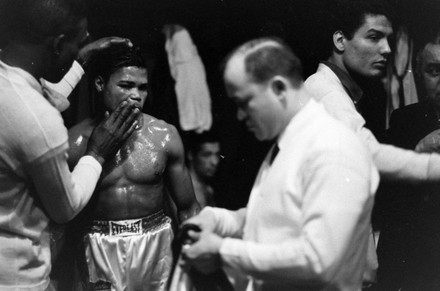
[179,38,379,291]
[0,0,139,289]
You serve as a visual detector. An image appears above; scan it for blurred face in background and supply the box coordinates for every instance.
[419,43,440,107]
[190,142,221,181]
[45,18,89,82]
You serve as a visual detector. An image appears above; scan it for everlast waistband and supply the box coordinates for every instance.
[89,210,169,236]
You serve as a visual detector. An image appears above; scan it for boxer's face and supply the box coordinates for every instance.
[99,66,148,112]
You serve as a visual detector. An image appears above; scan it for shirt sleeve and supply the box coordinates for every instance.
[360,126,440,182]
[219,146,375,284]
[26,144,101,223]
[203,207,246,238]
[40,61,85,112]
[322,95,440,183]
[44,61,84,98]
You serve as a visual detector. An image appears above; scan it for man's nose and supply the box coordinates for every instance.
[237,108,246,121]
[129,89,141,99]
[381,39,391,56]
[211,155,220,166]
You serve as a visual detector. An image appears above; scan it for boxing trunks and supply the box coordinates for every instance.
[85,210,173,291]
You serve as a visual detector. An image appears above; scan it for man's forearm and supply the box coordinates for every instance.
[178,203,201,223]
[28,148,102,223]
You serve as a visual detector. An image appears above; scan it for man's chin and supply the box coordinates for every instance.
[254,133,267,141]
[204,175,215,180]
[368,67,386,78]
[353,67,385,79]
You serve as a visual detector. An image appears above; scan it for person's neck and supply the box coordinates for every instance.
[288,85,311,120]
[189,167,208,185]
[327,54,348,75]
[1,42,44,80]
[326,55,376,87]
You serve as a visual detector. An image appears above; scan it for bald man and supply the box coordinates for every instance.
[180,38,378,291]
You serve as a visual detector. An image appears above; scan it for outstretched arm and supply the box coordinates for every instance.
[165,126,201,223]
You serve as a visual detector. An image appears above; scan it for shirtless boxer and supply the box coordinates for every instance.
[68,46,200,291]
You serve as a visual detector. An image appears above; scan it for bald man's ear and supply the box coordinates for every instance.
[333,31,345,52]
[271,78,286,95]
[271,78,287,107]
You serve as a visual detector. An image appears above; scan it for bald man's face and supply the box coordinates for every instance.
[223,56,283,141]
[419,43,440,105]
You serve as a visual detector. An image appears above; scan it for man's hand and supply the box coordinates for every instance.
[78,36,133,65]
[181,229,224,275]
[182,208,218,233]
[86,101,140,164]
[415,129,440,153]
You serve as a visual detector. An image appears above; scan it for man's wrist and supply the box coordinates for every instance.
[76,55,89,70]
[85,150,105,165]
[214,235,224,253]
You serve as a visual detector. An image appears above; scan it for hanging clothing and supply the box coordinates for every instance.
[386,26,418,128]
[165,25,212,133]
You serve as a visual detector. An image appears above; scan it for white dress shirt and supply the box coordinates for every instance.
[205,100,378,291]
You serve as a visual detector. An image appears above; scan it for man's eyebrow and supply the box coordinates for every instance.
[366,29,384,34]
[118,80,149,85]
[117,80,136,84]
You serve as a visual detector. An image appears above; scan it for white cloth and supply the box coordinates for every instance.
[165,26,212,133]
[207,100,378,291]
[40,60,85,112]
[305,63,440,182]
[0,60,101,289]
[386,26,418,127]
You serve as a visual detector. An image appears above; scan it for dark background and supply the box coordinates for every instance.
[71,0,440,210]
